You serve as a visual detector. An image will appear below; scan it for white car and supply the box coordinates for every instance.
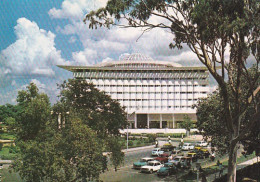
[151,148,164,156]
[196,141,208,147]
[140,161,164,173]
[182,143,194,150]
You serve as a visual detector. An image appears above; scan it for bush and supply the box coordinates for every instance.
[147,134,157,143]
[128,141,133,146]
[136,140,141,146]
[0,143,3,151]
[9,144,18,154]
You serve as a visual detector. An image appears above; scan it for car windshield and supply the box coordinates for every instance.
[164,164,171,167]
[148,163,155,166]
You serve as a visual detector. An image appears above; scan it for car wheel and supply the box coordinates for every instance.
[149,169,153,174]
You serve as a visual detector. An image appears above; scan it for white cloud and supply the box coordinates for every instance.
[49,0,107,20]
[0,18,69,78]
[49,0,204,67]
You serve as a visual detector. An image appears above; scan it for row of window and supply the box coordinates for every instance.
[107,92,207,94]
[85,77,207,80]
[116,99,198,101]
[126,106,193,109]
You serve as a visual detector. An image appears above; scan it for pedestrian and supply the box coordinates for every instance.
[168,136,171,144]
[155,140,158,148]
[218,163,223,177]
[211,152,215,161]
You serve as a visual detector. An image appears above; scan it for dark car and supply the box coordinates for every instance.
[187,152,198,162]
[157,162,177,176]
[180,157,192,169]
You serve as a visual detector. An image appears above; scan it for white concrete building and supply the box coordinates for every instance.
[58,53,209,130]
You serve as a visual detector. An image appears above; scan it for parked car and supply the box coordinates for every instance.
[196,141,208,147]
[133,157,154,169]
[140,161,164,173]
[169,149,184,160]
[154,153,169,164]
[187,152,198,162]
[182,143,194,151]
[152,148,164,156]
[180,157,192,169]
[198,148,211,159]
[169,156,184,166]
[157,162,177,176]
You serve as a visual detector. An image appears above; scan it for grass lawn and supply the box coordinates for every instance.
[121,139,153,149]
[1,168,23,182]
[0,147,17,160]
[0,132,16,140]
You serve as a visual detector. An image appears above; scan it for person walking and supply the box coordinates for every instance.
[218,163,224,177]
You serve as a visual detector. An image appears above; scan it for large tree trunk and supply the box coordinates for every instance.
[227,135,239,181]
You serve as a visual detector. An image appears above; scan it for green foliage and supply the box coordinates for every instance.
[196,68,260,154]
[16,82,51,141]
[146,134,156,143]
[0,143,3,150]
[12,79,127,181]
[179,115,193,132]
[128,140,133,146]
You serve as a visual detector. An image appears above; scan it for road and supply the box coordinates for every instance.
[100,142,210,182]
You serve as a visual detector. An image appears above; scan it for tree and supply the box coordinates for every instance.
[13,79,127,181]
[196,67,260,155]
[55,79,127,169]
[16,82,51,141]
[179,115,193,137]
[85,1,259,181]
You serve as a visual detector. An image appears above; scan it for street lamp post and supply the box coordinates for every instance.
[126,125,129,152]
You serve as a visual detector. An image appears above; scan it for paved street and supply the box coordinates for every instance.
[100,142,211,182]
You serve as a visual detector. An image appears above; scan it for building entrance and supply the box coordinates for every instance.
[137,114,147,128]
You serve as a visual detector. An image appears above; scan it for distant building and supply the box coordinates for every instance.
[58,53,209,129]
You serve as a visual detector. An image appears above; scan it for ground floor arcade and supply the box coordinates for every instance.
[127,112,196,129]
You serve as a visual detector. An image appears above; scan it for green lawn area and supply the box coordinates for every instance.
[121,138,153,149]
[1,168,23,182]
[0,132,16,140]
[0,147,17,160]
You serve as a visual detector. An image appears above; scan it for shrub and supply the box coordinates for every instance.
[147,134,157,143]
[0,143,3,151]
[136,140,141,146]
[128,141,133,146]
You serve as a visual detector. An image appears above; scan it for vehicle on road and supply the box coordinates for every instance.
[182,143,194,151]
[133,157,154,169]
[157,162,177,176]
[151,148,164,156]
[154,153,169,164]
[180,157,192,169]
[187,152,198,162]
[197,148,211,159]
[196,141,208,147]
[140,161,164,174]
[169,156,184,167]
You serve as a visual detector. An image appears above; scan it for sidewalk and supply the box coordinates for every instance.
[206,156,260,181]
[122,145,155,153]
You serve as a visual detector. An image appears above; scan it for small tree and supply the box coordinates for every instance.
[179,115,193,137]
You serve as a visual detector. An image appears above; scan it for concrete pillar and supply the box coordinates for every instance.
[134,114,137,129]
[147,114,150,128]
[160,114,162,129]
[172,114,175,129]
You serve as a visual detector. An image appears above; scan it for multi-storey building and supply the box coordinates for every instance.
[58,53,209,129]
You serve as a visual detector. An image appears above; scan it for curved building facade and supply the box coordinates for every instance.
[58,53,209,129]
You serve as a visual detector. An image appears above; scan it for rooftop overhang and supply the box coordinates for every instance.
[57,65,212,72]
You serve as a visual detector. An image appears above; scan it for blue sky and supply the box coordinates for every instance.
[0,0,207,105]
